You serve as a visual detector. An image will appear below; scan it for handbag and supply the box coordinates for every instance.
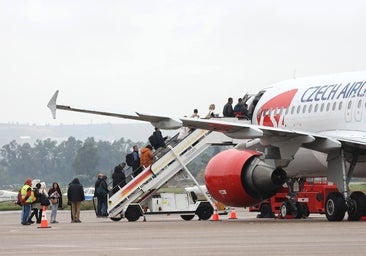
[51,198,58,204]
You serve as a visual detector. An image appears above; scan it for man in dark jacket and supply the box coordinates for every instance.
[112,163,126,194]
[223,97,235,117]
[94,174,109,217]
[149,127,167,150]
[67,178,85,223]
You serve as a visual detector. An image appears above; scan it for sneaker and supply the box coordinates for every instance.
[21,222,30,225]
[51,221,59,223]
[27,220,35,224]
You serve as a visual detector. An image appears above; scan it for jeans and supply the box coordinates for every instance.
[21,204,31,224]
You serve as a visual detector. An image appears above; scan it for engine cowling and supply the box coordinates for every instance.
[205,149,287,207]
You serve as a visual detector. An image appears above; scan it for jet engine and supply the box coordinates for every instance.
[205,149,287,207]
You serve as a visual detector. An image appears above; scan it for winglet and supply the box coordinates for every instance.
[47,90,59,119]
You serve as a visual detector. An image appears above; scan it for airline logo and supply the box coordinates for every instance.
[301,81,366,102]
[257,89,298,127]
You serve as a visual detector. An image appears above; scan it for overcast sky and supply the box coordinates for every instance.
[1,0,366,125]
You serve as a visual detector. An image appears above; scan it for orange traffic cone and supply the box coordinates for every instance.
[228,207,238,219]
[210,202,221,221]
[38,206,51,228]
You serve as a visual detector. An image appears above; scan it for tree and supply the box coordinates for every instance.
[72,137,98,178]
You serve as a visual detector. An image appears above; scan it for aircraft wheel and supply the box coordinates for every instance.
[348,191,366,221]
[180,215,195,221]
[125,205,141,222]
[260,203,273,218]
[300,203,310,218]
[196,204,213,220]
[279,201,291,218]
[110,216,122,222]
[293,202,304,218]
[325,192,346,221]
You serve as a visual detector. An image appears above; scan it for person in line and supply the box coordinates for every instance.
[131,145,142,176]
[112,162,127,194]
[48,182,61,223]
[140,145,154,169]
[20,178,36,225]
[223,97,235,117]
[233,98,245,117]
[67,177,85,223]
[149,127,167,150]
[191,109,200,118]
[94,174,109,217]
[205,104,216,119]
[37,182,49,222]
[28,182,41,224]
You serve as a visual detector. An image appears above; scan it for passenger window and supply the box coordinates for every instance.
[332,102,336,111]
[302,105,306,113]
[326,103,330,111]
[339,102,343,110]
[347,101,352,110]
[320,103,324,112]
[291,106,295,115]
[308,104,312,113]
[297,105,301,114]
[314,104,318,112]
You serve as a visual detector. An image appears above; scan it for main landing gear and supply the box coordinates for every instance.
[325,149,366,221]
[325,191,366,221]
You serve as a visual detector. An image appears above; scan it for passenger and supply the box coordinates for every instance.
[191,109,200,118]
[149,128,167,150]
[233,98,246,117]
[67,177,85,223]
[131,145,142,176]
[37,182,49,222]
[140,145,154,169]
[48,182,62,223]
[242,103,250,120]
[20,178,36,225]
[94,174,108,217]
[177,126,190,140]
[28,183,41,224]
[205,104,216,119]
[223,97,235,117]
[112,162,127,194]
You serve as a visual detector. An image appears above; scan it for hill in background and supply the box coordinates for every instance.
[0,123,177,146]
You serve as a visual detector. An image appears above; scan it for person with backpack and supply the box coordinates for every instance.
[149,127,167,150]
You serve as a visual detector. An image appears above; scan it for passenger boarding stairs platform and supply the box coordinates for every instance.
[107,128,240,221]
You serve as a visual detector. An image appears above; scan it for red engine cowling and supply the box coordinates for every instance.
[205,149,287,207]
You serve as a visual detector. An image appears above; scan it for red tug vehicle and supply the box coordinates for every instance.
[249,177,339,219]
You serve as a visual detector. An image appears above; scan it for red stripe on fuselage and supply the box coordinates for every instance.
[257,89,298,127]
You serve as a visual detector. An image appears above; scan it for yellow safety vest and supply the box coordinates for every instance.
[21,185,36,204]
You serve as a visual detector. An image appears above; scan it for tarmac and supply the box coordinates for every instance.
[1,208,366,256]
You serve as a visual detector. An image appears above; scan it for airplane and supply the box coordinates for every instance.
[63,187,95,201]
[48,70,366,221]
[0,190,18,203]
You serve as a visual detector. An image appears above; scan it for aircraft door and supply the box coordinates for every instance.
[355,98,363,122]
[345,98,353,123]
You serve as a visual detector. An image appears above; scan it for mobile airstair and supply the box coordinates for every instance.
[107,128,238,221]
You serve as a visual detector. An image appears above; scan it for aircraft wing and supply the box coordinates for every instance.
[180,117,345,154]
[47,91,182,129]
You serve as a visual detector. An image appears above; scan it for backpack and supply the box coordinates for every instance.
[126,152,133,166]
[16,190,22,206]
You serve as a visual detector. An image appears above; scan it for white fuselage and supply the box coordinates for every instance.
[251,70,366,178]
